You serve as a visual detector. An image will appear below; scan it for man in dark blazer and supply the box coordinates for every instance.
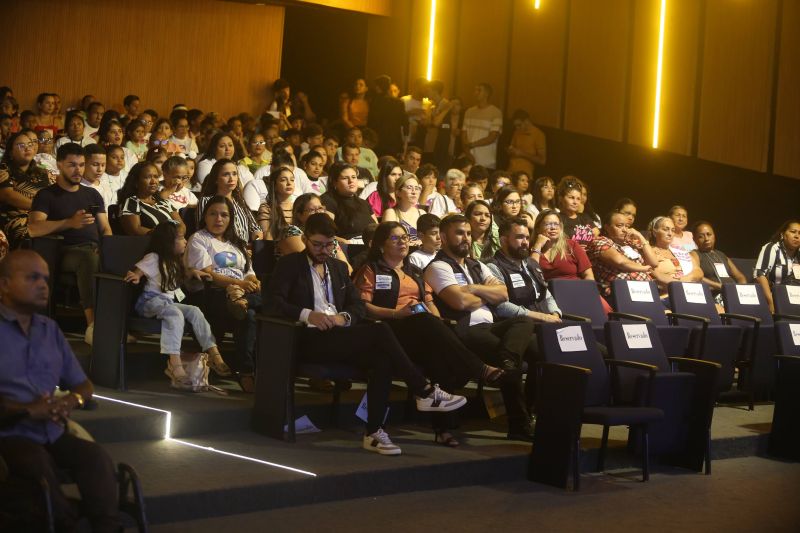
[267,213,466,456]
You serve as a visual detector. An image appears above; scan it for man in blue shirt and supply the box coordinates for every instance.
[0,249,120,532]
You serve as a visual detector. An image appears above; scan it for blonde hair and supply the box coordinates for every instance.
[534,209,570,261]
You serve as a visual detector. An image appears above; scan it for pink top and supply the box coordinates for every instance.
[366,190,395,218]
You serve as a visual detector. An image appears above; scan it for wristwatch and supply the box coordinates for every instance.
[339,312,352,327]
[71,392,85,409]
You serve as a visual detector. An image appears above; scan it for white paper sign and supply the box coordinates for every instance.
[556,326,587,352]
[283,415,321,434]
[510,273,525,288]
[713,262,729,278]
[790,324,800,346]
[787,286,800,306]
[375,274,393,290]
[454,273,468,286]
[793,264,800,280]
[682,283,707,304]
[622,323,653,349]
[621,245,641,260]
[736,285,759,306]
[173,287,186,303]
[355,392,390,424]
[627,281,654,302]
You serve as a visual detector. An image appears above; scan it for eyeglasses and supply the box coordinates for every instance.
[496,180,511,188]
[38,138,53,144]
[251,140,266,146]
[401,185,422,192]
[142,120,153,126]
[305,205,327,214]
[15,142,36,150]
[543,222,561,229]
[151,139,169,146]
[308,239,337,250]
[503,199,522,206]
[389,234,411,244]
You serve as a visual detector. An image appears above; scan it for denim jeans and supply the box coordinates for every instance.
[135,292,217,355]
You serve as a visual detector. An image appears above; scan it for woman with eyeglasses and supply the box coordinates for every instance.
[648,215,702,300]
[354,221,506,447]
[531,210,594,281]
[382,175,424,245]
[429,169,465,217]
[240,133,270,175]
[557,177,598,249]
[0,130,53,247]
[526,176,556,218]
[278,193,350,268]
[480,186,522,259]
[34,130,58,177]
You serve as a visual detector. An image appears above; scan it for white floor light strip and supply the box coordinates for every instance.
[93,394,317,477]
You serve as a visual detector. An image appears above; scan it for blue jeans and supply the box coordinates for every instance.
[135,292,217,355]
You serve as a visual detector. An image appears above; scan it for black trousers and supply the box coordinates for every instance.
[0,432,120,533]
[461,316,540,426]
[299,322,428,433]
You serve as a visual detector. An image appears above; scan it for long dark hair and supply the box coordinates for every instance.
[198,195,251,272]
[146,221,186,292]
[292,193,321,226]
[2,129,38,170]
[200,132,242,162]
[491,186,521,225]
[376,159,401,214]
[531,176,556,210]
[117,161,158,206]
[199,158,246,208]
[265,167,293,238]
[770,219,800,245]
[367,221,407,262]
[98,118,124,145]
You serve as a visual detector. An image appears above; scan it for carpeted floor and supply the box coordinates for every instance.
[152,456,800,532]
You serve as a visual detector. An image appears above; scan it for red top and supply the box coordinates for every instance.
[539,239,592,280]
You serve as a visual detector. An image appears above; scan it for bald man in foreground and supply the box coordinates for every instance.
[0,250,120,532]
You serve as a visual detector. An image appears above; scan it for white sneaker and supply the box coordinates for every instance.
[415,384,467,412]
[84,324,94,346]
[363,429,402,456]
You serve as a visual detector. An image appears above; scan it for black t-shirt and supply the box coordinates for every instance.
[30,184,104,245]
[562,213,596,248]
[320,191,374,239]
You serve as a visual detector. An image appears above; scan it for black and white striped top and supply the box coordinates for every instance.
[196,195,259,243]
[754,241,800,285]
[120,196,175,230]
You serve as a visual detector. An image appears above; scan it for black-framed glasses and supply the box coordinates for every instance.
[389,234,411,244]
[16,142,36,150]
[503,199,522,206]
[308,239,336,250]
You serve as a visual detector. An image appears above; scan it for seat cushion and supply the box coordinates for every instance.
[582,406,664,426]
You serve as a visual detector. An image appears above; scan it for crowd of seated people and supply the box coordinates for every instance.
[1,79,799,461]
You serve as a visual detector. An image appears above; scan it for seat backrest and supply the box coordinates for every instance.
[346,243,365,261]
[772,284,800,317]
[721,283,774,326]
[536,322,609,406]
[252,240,277,277]
[604,321,670,371]
[182,206,198,238]
[774,322,800,356]
[549,279,608,325]
[668,282,722,325]
[101,235,151,276]
[611,279,669,325]
[730,257,755,283]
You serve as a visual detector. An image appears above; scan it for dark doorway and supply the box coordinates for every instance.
[280,5,368,125]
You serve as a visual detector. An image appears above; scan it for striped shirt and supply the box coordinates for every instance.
[197,195,259,243]
[754,241,800,285]
[121,196,176,230]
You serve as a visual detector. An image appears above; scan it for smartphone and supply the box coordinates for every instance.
[410,303,428,314]
[88,205,101,217]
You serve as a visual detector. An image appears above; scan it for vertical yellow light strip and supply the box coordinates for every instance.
[534,0,541,9]
[652,0,667,148]
[426,0,437,80]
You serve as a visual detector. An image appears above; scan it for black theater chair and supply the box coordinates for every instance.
[610,279,691,355]
[29,235,80,318]
[667,282,746,402]
[252,240,278,288]
[252,315,367,442]
[769,321,800,460]
[720,283,778,401]
[771,284,800,320]
[549,279,647,343]
[535,322,664,484]
[604,321,721,474]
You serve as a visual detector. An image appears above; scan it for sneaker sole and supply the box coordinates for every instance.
[363,442,402,456]
[416,395,467,412]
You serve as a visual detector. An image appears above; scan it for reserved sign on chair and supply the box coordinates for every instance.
[627,281,653,302]
[557,326,587,352]
[682,283,706,304]
[623,323,653,349]
[736,285,759,305]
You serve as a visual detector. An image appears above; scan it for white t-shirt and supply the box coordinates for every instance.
[165,187,198,210]
[170,135,198,156]
[250,166,314,209]
[123,147,139,172]
[463,104,503,168]
[359,181,378,200]
[80,178,116,210]
[424,259,497,326]
[105,171,127,195]
[135,252,179,298]
[185,229,255,292]
[428,194,458,217]
[196,159,254,188]
[409,249,437,270]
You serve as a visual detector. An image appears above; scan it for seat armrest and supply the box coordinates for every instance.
[255,314,304,328]
[561,313,591,322]
[773,313,800,322]
[667,312,709,325]
[719,312,761,325]
[608,312,650,322]
[94,273,125,282]
[667,356,721,372]
[605,359,658,374]
[775,355,800,363]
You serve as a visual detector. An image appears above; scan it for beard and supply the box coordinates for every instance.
[509,244,529,260]
[448,241,470,258]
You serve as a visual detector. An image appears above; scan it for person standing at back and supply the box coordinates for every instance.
[461,83,503,170]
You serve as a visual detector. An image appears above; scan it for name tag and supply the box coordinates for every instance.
[454,273,468,286]
[714,262,729,278]
[787,285,800,305]
[682,283,707,304]
[510,273,526,289]
[790,324,800,346]
[621,245,641,260]
[556,326,587,352]
[736,285,759,306]
[174,288,185,303]
[622,323,652,349]
[627,280,653,302]
[375,274,393,291]
[792,264,800,280]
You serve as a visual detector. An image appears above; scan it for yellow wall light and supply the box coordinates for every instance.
[426,0,437,80]
[652,0,667,149]
[534,0,541,9]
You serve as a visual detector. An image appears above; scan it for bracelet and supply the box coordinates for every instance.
[532,249,542,254]
[71,392,85,409]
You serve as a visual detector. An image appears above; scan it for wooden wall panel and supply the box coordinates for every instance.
[506,0,569,128]
[295,0,392,16]
[563,0,632,141]
[366,3,413,91]
[0,0,284,119]
[773,0,800,179]
[697,0,778,171]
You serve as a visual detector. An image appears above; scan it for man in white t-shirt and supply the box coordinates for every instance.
[424,214,538,441]
[461,83,503,169]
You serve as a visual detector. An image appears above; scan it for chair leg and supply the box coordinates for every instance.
[331,387,341,427]
[641,426,650,482]
[573,434,581,492]
[705,431,712,476]
[287,379,297,443]
[597,425,609,472]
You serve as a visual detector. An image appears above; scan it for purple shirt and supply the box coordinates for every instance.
[0,302,87,444]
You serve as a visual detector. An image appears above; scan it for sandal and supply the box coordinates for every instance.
[208,356,232,377]
[165,362,191,390]
[434,431,460,448]
[237,373,256,393]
